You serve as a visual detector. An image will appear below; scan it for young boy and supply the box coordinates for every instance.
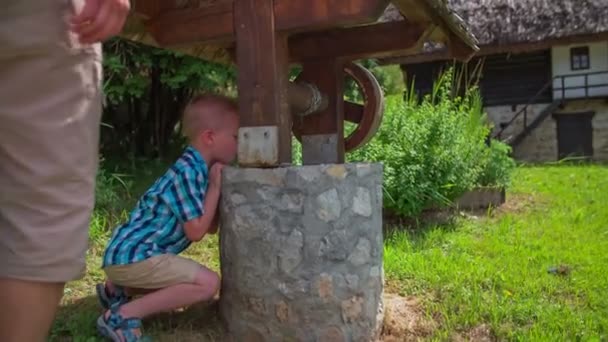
[95,94,239,341]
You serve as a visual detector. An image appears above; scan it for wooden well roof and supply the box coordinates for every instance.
[120,0,480,65]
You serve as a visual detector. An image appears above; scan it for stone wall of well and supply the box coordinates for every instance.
[219,163,384,342]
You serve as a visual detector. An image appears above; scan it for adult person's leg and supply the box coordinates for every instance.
[0,1,102,340]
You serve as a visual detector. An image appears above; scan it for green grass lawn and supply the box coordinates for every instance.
[50,164,608,341]
[385,164,608,341]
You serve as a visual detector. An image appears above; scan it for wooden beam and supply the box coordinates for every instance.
[392,0,478,61]
[147,0,390,46]
[275,35,292,165]
[344,102,364,123]
[447,32,476,63]
[151,2,234,45]
[131,0,162,19]
[273,0,390,33]
[380,32,608,66]
[235,0,291,167]
[296,60,345,165]
[288,21,426,62]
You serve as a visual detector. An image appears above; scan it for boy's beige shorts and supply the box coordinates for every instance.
[0,0,102,282]
[103,255,203,289]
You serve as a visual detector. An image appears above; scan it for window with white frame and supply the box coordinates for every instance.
[570,46,590,71]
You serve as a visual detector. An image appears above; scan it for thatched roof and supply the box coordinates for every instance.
[443,0,608,46]
[121,0,479,65]
[379,0,608,64]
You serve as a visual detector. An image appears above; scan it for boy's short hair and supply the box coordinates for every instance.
[181,93,238,140]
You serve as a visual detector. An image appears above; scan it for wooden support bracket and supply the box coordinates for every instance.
[295,59,345,165]
[235,0,291,167]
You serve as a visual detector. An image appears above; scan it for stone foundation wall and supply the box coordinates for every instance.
[486,103,552,140]
[486,100,608,162]
[512,114,558,162]
[219,163,384,342]
[554,99,608,161]
[485,103,557,162]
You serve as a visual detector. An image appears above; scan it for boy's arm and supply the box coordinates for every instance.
[183,184,220,242]
[207,208,220,235]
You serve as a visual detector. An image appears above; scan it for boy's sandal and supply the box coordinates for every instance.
[96,283,130,310]
[96,304,151,342]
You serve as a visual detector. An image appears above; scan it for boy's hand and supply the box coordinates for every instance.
[184,165,223,242]
[210,163,224,189]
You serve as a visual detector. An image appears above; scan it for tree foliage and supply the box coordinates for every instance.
[101,38,236,159]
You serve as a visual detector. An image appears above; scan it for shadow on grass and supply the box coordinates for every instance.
[382,190,536,248]
[384,207,460,235]
[384,220,462,251]
[50,295,224,342]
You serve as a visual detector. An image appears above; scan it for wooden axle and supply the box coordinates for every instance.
[287,82,329,117]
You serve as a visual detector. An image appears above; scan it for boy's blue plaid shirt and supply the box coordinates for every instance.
[102,146,208,267]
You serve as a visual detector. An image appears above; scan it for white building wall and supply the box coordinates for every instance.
[552,41,608,99]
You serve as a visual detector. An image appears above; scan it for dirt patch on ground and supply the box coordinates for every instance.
[492,193,536,215]
[379,294,497,342]
[450,324,495,342]
[149,293,494,342]
[380,293,437,342]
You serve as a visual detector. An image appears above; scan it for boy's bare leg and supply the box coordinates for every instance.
[110,267,220,320]
[0,279,64,342]
[104,280,154,297]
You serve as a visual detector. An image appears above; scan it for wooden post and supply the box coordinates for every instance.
[234,0,291,167]
[296,59,345,164]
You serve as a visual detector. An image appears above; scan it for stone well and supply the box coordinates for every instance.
[219,163,384,342]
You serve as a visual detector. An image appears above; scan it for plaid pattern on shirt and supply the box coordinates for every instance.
[102,146,208,267]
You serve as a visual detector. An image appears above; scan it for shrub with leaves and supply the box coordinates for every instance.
[476,139,517,188]
[348,68,510,217]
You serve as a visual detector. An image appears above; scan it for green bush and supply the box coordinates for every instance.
[476,139,517,188]
[348,68,510,217]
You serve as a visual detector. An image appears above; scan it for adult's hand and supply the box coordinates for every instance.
[70,0,130,44]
